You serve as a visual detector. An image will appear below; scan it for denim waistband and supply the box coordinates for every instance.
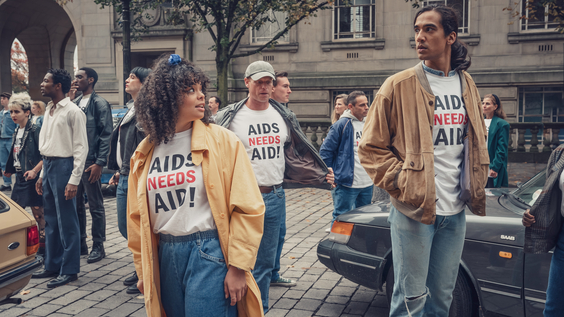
[159,229,219,243]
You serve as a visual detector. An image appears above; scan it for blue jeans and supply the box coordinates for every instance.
[332,184,373,225]
[271,202,286,283]
[544,221,564,317]
[388,206,466,317]
[0,138,12,185]
[42,157,80,275]
[253,186,285,313]
[116,174,129,239]
[159,230,237,317]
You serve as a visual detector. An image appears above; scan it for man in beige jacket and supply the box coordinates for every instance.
[359,4,488,317]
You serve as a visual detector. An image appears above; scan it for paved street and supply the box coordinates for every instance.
[0,186,389,317]
[0,162,542,316]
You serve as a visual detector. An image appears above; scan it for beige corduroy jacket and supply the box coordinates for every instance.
[359,63,489,224]
[127,119,265,317]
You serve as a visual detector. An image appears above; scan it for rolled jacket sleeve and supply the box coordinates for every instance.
[227,138,265,272]
[68,109,88,185]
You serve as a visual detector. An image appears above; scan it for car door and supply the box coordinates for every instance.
[463,214,526,317]
[523,252,551,317]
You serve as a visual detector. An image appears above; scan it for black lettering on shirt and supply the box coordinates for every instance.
[155,193,169,213]
[435,96,445,110]
[150,157,162,174]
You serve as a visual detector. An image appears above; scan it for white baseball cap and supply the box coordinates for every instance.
[245,61,275,81]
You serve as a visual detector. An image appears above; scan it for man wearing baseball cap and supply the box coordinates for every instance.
[217,61,334,312]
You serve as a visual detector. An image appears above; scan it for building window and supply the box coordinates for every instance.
[521,0,564,31]
[333,0,376,40]
[421,0,469,34]
[518,87,564,122]
[251,11,288,44]
[332,90,374,109]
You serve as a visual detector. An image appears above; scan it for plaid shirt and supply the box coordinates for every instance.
[524,144,564,254]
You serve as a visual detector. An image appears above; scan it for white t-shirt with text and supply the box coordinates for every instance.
[427,71,468,216]
[229,104,289,187]
[350,119,372,188]
[147,129,216,236]
[13,128,25,168]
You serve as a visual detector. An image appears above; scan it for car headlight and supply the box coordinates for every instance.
[328,221,354,244]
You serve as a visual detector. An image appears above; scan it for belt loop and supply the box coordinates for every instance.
[196,231,201,246]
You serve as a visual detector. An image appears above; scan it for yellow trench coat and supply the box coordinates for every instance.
[127,119,265,317]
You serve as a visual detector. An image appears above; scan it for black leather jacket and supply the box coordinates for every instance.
[5,120,42,174]
[107,101,145,176]
[73,91,113,166]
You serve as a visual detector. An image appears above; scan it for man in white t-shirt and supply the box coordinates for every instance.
[320,91,373,228]
[217,61,334,313]
[358,5,488,317]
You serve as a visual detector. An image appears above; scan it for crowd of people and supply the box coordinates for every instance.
[0,3,562,317]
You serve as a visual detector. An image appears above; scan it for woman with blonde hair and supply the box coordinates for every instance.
[483,93,509,188]
[4,93,45,256]
[331,94,348,124]
[31,100,46,127]
[128,54,265,316]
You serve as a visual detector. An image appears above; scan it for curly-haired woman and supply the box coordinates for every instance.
[128,54,265,317]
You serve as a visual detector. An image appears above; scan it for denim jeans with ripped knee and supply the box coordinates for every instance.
[388,206,466,317]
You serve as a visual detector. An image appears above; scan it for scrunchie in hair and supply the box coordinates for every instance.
[168,54,181,66]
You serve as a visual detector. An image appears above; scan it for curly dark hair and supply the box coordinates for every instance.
[47,68,72,94]
[136,54,210,145]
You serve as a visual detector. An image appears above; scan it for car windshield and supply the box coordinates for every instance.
[511,171,546,207]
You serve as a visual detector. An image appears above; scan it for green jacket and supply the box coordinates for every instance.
[487,116,509,187]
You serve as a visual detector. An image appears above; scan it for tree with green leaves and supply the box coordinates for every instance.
[62,0,331,105]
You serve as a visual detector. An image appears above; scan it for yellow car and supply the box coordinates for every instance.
[0,191,42,305]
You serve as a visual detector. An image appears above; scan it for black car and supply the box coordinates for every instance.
[317,171,550,317]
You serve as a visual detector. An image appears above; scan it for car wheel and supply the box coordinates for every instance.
[385,266,476,317]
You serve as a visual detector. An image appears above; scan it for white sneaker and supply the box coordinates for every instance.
[325,227,331,233]
[270,277,297,287]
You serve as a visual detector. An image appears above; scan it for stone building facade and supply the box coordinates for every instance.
[0,0,562,126]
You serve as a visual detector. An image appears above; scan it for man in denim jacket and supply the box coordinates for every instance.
[0,92,16,191]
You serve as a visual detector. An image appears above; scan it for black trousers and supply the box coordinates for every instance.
[76,162,106,244]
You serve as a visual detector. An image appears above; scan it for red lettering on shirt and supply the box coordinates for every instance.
[158,175,166,188]
[176,172,185,185]
[167,174,175,187]
[148,177,157,191]
[186,170,196,183]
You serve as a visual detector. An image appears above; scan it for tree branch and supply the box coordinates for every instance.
[190,1,218,43]
[230,1,328,58]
